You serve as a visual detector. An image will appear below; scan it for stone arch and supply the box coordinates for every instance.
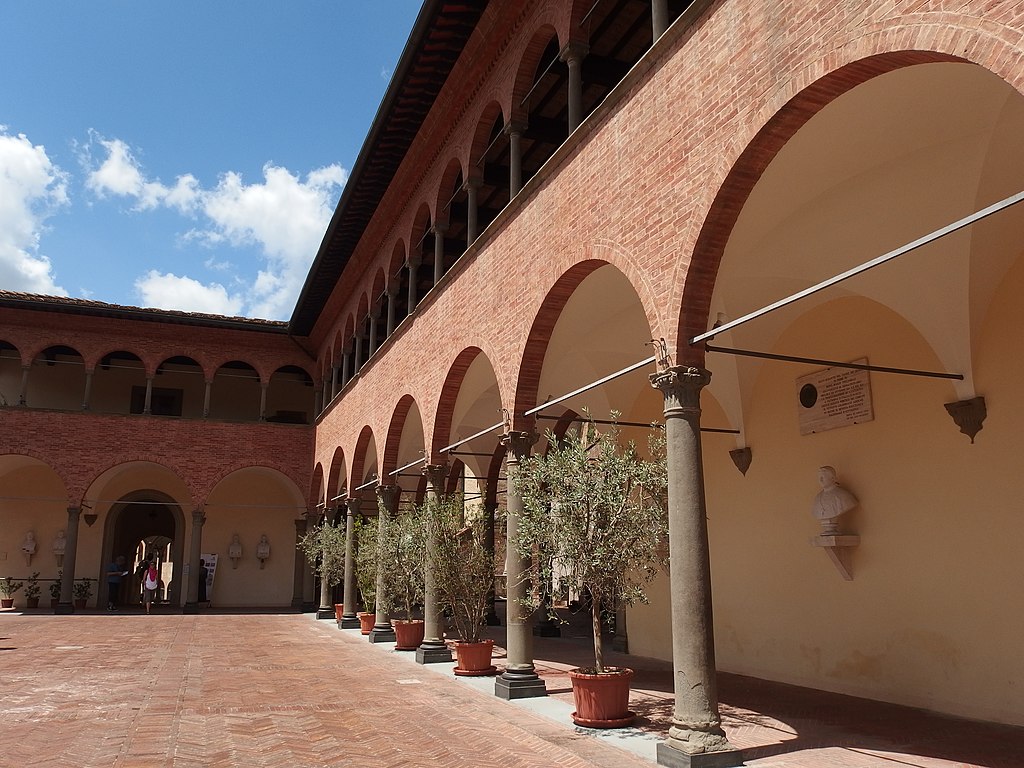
[382,395,419,476]
[326,447,347,504]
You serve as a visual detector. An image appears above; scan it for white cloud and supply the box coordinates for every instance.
[85,133,346,319]
[134,270,243,316]
[0,128,68,295]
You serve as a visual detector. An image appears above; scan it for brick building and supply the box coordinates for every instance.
[4,0,1024,762]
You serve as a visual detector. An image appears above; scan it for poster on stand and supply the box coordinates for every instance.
[201,553,219,603]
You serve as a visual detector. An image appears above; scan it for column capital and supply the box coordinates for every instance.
[559,41,589,63]
[501,430,538,462]
[386,281,400,298]
[346,496,361,514]
[67,505,81,519]
[422,463,448,489]
[431,223,448,236]
[463,175,483,192]
[504,120,527,136]
[650,365,711,417]
[407,253,422,269]
[375,484,399,512]
[191,507,206,526]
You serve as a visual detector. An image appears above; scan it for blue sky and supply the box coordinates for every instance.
[0,2,423,320]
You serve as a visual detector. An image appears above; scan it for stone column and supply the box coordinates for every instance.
[432,224,447,285]
[483,494,500,626]
[370,485,398,643]
[302,526,317,612]
[339,498,361,628]
[19,364,30,406]
[368,312,379,356]
[650,366,737,767]
[417,463,453,664]
[560,42,589,132]
[55,506,81,614]
[506,123,524,198]
[292,515,308,609]
[203,379,212,418]
[143,375,154,415]
[386,284,398,337]
[407,255,421,310]
[465,177,481,245]
[353,327,364,372]
[342,342,352,386]
[183,507,206,614]
[259,382,268,422]
[330,364,339,400]
[81,369,93,411]
[652,0,669,40]
[495,431,546,699]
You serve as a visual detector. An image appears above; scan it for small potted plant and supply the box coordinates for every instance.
[375,495,427,650]
[24,572,41,609]
[50,571,62,608]
[298,520,346,620]
[430,494,499,675]
[1,576,23,609]
[73,578,93,609]
[354,515,378,634]
[515,415,668,727]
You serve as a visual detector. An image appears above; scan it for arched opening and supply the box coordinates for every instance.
[101,489,185,609]
[209,360,261,421]
[91,350,146,414]
[26,345,86,411]
[471,109,510,233]
[266,365,314,424]
[0,340,22,407]
[144,355,205,418]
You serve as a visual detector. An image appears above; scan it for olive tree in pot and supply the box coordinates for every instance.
[354,515,378,634]
[24,572,41,608]
[1,576,23,609]
[515,416,668,728]
[298,520,346,620]
[429,494,500,676]
[375,497,427,650]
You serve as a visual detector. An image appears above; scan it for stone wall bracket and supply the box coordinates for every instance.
[811,534,860,581]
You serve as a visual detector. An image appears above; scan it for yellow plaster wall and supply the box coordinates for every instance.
[0,463,67,604]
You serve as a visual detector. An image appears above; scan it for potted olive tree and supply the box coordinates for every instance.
[375,496,427,650]
[49,571,62,608]
[73,578,93,609]
[298,520,347,620]
[24,572,41,608]
[1,576,23,609]
[429,494,499,676]
[515,416,668,727]
[354,515,378,634]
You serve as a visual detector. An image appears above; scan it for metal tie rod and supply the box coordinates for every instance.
[389,455,427,477]
[354,477,379,492]
[525,355,657,416]
[705,344,963,380]
[691,189,1024,345]
[534,413,740,434]
[440,420,507,454]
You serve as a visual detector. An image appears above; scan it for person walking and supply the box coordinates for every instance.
[106,556,127,610]
[143,560,160,615]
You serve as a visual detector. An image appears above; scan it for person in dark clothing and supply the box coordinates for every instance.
[198,559,208,603]
[106,556,127,610]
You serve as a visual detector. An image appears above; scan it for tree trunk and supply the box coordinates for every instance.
[592,596,604,673]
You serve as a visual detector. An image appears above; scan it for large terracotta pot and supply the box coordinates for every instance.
[358,612,376,634]
[73,598,87,609]
[568,667,635,728]
[453,639,496,677]
[26,597,39,609]
[0,598,13,609]
[334,603,345,621]
[392,619,425,651]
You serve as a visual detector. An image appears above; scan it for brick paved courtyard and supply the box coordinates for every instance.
[1,611,1022,767]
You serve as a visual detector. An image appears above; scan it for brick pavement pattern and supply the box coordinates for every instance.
[0,613,651,768]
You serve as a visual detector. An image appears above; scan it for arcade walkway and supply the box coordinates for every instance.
[0,611,1020,767]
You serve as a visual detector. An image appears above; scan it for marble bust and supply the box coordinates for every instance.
[21,531,37,565]
[256,534,271,568]
[228,534,242,568]
[53,530,67,566]
[812,466,858,535]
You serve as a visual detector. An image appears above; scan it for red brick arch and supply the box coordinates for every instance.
[382,395,421,476]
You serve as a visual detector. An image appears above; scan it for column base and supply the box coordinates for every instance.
[54,602,75,615]
[290,598,304,609]
[338,615,361,629]
[657,743,744,768]
[315,607,336,619]
[415,641,453,664]
[494,669,547,700]
[183,601,200,615]
[368,625,396,643]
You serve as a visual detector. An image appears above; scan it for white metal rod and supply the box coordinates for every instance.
[354,477,379,492]
[524,355,657,416]
[691,189,1024,345]
[389,455,427,477]
[439,420,506,454]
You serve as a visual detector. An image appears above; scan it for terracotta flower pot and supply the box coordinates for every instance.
[0,598,13,609]
[50,598,60,609]
[73,598,87,609]
[358,612,376,634]
[568,667,635,728]
[334,603,345,621]
[453,639,496,677]
[26,597,39,609]
[392,619,425,651]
